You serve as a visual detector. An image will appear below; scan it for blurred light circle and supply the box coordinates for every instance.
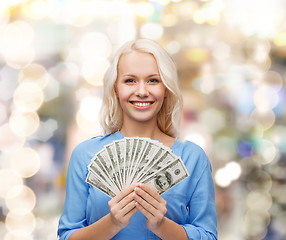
[81,58,110,86]
[274,32,286,46]
[212,42,230,61]
[18,63,49,89]
[263,71,283,92]
[10,21,34,45]
[251,109,275,130]
[13,82,44,112]
[140,23,164,40]
[3,45,35,69]
[0,102,8,124]
[253,85,279,112]
[186,48,210,63]
[0,65,19,101]
[247,170,272,192]
[79,32,112,59]
[258,139,278,165]
[49,62,80,87]
[0,168,23,199]
[9,147,41,178]
[215,161,241,187]
[0,21,34,50]
[76,111,102,135]
[238,140,253,158]
[165,41,181,55]
[4,232,33,240]
[5,211,36,237]
[160,13,179,27]
[0,223,7,240]
[266,125,286,153]
[9,110,40,137]
[242,210,270,239]
[198,108,225,134]
[271,182,286,205]
[62,1,94,27]
[246,191,272,211]
[225,161,241,180]
[213,136,237,163]
[76,96,102,134]
[0,124,25,153]
[5,185,36,213]
[251,123,264,139]
[154,0,170,5]
[253,41,271,63]
[185,133,206,149]
[106,19,136,46]
[79,96,102,121]
[245,37,270,59]
[42,76,60,101]
[0,7,10,25]
[22,0,47,20]
[136,2,154,18]
[193,10,205,24]
[215,167,232,188]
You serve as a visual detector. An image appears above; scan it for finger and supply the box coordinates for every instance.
[124,202,138,217]
[134,201,154,219]
[110,183,136,205]
[121,200,137,216]
[133,192,156,217]
[134,186,166,210]
[110,191,136,213]
[136,183,163,203]
[120,206,138,224]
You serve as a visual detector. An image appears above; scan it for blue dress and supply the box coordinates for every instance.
[58,131,217,240]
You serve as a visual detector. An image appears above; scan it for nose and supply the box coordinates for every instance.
[135,81,149,97]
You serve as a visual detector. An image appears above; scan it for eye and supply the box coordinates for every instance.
[124,79,135,84]
[148,78,160,83]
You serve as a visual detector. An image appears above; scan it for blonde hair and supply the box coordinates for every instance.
[100,39,183,138]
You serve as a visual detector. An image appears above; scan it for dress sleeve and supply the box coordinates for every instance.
[57,143,90,240]
[182,150,217,240]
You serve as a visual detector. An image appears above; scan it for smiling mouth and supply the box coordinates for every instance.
[130,101,154,107]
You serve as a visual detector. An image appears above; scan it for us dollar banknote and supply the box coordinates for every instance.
[86,137,189,198]
[142,158,189,195]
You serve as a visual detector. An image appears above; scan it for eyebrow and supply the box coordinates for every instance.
[122,74,160,77]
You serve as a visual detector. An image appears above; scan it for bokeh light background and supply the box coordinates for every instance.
[0,0,285,239]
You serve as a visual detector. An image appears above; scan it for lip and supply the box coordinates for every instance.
[129,101,154,110]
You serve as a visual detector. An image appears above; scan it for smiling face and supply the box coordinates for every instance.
[115,51,167,126]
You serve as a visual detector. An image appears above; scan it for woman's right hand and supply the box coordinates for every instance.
[108,183,138,230]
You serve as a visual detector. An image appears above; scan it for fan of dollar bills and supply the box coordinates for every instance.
[85,137,189,198]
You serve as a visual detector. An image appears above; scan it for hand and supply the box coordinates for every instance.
[132,183,167,232]
[108,183,138,230]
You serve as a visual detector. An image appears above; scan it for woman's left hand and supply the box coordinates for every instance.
[132,183,167,232]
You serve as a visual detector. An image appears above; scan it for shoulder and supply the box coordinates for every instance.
[70,132,121,167]
[173,139,211,170]
[174,139,208,158]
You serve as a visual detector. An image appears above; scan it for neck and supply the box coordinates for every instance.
[120,119,162,139]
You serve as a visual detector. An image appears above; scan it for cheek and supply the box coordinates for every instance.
[156,87,167,100]
[116,87,130,102]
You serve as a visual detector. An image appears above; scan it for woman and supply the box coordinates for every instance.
[58,39,217,240]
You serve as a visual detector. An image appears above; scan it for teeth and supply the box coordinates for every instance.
[133,102,151,107]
